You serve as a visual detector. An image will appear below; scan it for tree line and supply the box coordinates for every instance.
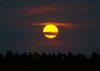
[0,50,100,71]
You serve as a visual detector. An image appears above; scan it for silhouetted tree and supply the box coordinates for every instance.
[0,50,100,71]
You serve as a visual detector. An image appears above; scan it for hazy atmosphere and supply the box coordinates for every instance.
[0,0,100,55]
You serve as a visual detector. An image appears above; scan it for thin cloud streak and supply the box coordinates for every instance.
[32,22,99,29]
[33,40,62,47]
[19,5,61,16]
[18,3,95,16]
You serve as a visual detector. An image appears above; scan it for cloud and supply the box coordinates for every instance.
[33,40,62,47]
[32,22,100,29]
[75,7,96,12]
[18,2,96,16]
[0,0,99,31]
[19,4,62,16]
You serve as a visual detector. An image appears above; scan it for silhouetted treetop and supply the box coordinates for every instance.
[0,50,100,71]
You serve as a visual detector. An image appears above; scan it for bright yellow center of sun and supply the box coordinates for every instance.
[43,24,58,39]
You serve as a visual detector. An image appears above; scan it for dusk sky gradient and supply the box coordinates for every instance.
[0,0,100,55]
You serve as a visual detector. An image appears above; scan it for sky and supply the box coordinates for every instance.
[0,0,100,55]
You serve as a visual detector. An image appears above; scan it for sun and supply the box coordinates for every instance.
[43,24,58,39]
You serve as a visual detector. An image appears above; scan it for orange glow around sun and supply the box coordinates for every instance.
[43,24,58,39]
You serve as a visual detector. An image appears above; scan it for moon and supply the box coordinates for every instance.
[43,24,58,39]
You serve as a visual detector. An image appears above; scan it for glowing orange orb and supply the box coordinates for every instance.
[43,24,58,39]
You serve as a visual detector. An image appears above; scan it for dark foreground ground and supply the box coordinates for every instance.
[0,51,100,71]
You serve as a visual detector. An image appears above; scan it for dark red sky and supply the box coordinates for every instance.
[0,0,100,55]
